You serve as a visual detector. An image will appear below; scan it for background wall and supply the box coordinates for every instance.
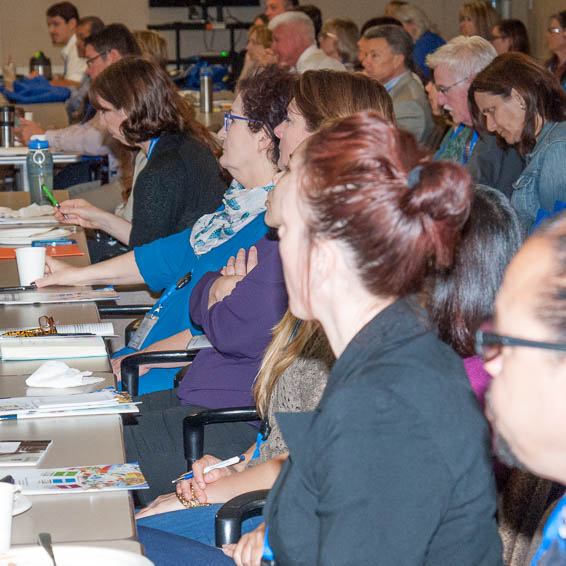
[0,0,558,74]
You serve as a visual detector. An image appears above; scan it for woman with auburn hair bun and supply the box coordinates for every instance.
[220,111,502,566]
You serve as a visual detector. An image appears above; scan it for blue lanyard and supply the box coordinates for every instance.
[531,494,566,564]
[148,271,192,316]
[147,137,160,161]
[435,124,465,161]
[434,125,478,166]
[464,131,479,166]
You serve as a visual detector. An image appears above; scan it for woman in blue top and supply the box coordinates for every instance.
[469,52,566,233]
[35,65,294,394]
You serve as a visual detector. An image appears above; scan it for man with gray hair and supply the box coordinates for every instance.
[358,24,433,144]
[427,35,523,197]
[268,11,345,72]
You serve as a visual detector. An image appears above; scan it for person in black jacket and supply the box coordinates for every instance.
[224,112,503,565]
[53,57,226,250]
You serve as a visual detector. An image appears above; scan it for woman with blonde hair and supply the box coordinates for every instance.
[133,29,169,70]
[238,24,277,85]
[459,1,500,40]
[318,18,359,70]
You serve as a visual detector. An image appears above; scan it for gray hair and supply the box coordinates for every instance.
[321,18,359,65]
[426,35,496,80]
[394,4,433,39]
[269,11,315,41]
[363,24,414,68]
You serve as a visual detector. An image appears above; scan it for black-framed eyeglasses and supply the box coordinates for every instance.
[491,34,507,41]
[223,113,275,139]
[475,328,566,362]
[86,50,108,68]
[436,75,470,96]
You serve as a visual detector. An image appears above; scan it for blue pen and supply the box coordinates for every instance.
[0,414,18,420]
[172,454,245,483]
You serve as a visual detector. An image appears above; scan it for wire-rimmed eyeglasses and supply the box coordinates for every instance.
[436,75,470,96]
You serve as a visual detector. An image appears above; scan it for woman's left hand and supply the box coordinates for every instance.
[222,522,266,566]
[208,247,258,308]
[134,492,184,519]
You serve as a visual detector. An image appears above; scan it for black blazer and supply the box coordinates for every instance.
[264,299,503,566]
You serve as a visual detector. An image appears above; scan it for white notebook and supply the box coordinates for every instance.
[0,335,108,360]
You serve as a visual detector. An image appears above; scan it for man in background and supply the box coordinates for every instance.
[269,11,344,72]
[66,15,105,123]
[265,0,294,21]
[46,1,85,86]
[359,24,433,144]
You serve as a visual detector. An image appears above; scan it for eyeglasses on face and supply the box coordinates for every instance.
[475,328,566,362]
[548,27,563,34]
[436,75,470,96]
[86,50,108,68]
[491,34,507,41]
[223,113,275,139]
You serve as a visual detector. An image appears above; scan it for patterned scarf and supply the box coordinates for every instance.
[190,179,274,255]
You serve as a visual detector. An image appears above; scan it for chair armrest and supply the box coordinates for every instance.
[98,305,153,317]
[183,407,260,468]
[215,489,270,547]
[121,350,199,396]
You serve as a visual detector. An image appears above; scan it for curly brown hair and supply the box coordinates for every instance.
[238,65,296,165]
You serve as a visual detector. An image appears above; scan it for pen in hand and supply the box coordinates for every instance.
[41,184,69,220]
[171,454,245,484]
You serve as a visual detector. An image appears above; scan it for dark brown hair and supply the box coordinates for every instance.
[47,1,78,22]
[239,65,295,165]
[300,111,473,297]
[424,185,523,357]
[293,70,395,132]
[90,57,219,157]
[468,52,566,157]
[85,23,141,58]
[496,19,530,55]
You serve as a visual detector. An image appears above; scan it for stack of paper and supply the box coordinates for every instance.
[0,286,118,305]
[0,389,139,420]
[0,335,108,360]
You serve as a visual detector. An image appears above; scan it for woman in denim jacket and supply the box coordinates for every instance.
[468,52,566,232]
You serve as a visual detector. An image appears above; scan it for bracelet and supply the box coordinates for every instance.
[176,485,211,508]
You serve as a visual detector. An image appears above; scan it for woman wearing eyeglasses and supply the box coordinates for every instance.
[546,11,566,90]
[36,65,294,397]
[490,19,530,56]
[469,52,566,233]
[317,18,359,70]
[53,57,226,251]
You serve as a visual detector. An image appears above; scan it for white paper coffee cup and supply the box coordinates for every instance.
[15,246,46,286]
[0,483,17,552]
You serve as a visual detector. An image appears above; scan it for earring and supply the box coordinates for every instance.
[520,102,526,110]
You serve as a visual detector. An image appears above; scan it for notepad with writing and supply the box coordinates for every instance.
[0,335,108,360]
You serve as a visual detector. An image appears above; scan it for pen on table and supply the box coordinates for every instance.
[172,454,245,484]
[41,184,69,220]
